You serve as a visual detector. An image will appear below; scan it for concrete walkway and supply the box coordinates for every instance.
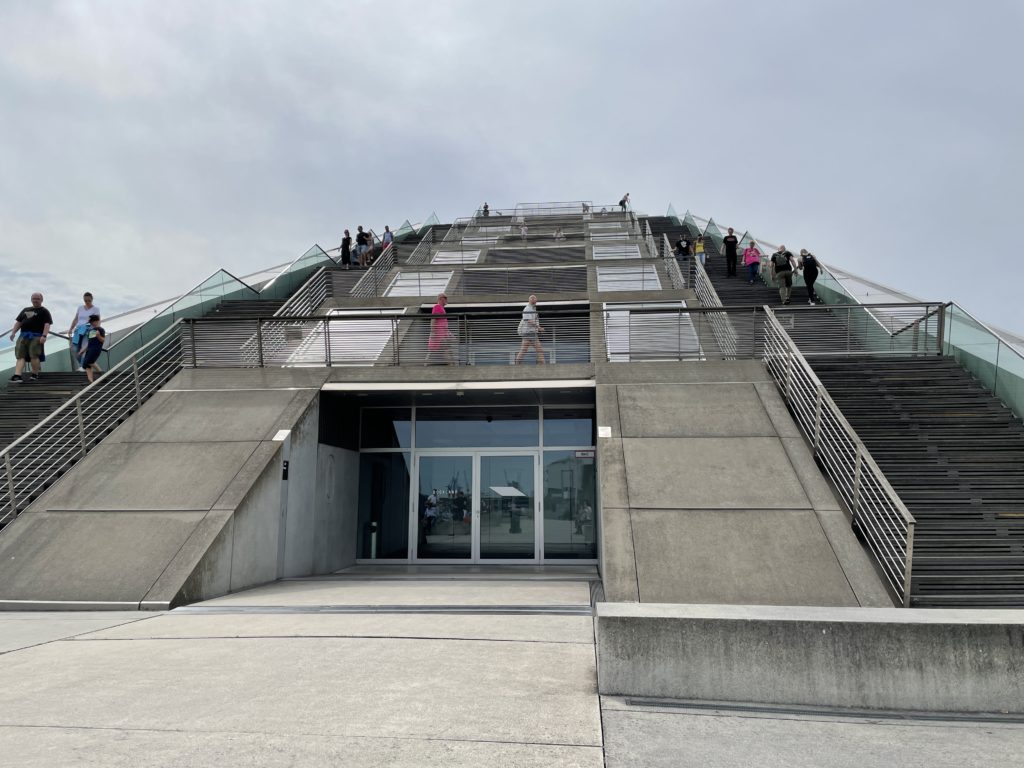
[0,576,603,767]
[1,576,1022,766]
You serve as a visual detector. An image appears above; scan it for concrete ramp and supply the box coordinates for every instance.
[596,361,892,607]
[0,369,346,610]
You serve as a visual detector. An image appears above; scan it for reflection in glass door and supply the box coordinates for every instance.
[417,455,473,559]
[479,454,536,560]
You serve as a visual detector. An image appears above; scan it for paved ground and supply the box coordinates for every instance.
[1,576,1022,766]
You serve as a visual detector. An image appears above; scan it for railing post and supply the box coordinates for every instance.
[812,384,824,451]
[852,443,863,520]
[936,303,946,355]
[189,322,197,367]
[256,319,265,367]
[4,453,17,515]
[785,347,794,401]
[74,399,88,456]
[903,521,915,607]
[324,318,331,367]
[392,317,400,366]
[131,358,143,409]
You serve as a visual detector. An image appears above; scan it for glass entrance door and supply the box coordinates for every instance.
[479,454,536,560]
[416,455,473,559]
[414,452,538,562]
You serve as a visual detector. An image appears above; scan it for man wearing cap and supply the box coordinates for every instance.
[8,292,53,382]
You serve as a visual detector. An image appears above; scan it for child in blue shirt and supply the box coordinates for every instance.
[81,315,105,383]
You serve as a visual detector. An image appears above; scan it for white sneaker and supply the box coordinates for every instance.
[77,366,85,372]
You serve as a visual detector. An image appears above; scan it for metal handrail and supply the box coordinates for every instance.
[773,302,946,358]
[350,241,396,298]
[1,321,184,528]
[763,307,915,606]
[662,234,687,290]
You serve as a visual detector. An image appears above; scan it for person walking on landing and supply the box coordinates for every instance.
[8,292,52,383]
[355,226,370,267]
[723,227,739,277]
[770,245,796,305]
[619,193,630,212]
[515,295,545,365]
[426,292,455,365]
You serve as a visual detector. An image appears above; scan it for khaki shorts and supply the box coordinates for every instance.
[15,336,44,361]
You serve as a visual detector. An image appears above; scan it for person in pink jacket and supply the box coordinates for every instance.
[743,243,763,284]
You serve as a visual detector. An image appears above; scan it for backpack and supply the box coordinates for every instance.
[772,251,792,271]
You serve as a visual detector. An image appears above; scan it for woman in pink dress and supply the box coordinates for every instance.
[427,293,455,365]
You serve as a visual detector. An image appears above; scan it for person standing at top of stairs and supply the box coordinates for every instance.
[619,193,630,212]
[723,228,739,277]
[67,292,101,371]
[8,293,52,383]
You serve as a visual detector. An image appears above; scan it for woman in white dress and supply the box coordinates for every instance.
[515,295,545,365]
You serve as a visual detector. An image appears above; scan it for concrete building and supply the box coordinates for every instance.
[1,200,1023,765]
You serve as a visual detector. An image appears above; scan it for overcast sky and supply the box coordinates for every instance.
[1,0,1021,334]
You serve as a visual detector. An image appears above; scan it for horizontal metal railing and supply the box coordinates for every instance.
[350,242,396,298]
[603,305,767,361]
[772,302,946,357]
[662,234,687,290]
[182,305,780,370]
[1,323,183,529]
[183,309,594,368]
[763,308,915,605]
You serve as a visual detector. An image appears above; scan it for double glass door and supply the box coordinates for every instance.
[415,452,537,561]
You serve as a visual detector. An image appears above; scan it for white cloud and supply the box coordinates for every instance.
[0,0,1021,332]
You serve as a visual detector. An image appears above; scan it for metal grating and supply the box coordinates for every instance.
[385,271,454,297]
[456,266,588,295]
[604,302,701,361]
[432,250,481,265]
[593,244,642,260]
[286,309,406,366]
[596,264,661,291]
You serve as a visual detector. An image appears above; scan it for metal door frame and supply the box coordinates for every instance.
[410,449,540,563]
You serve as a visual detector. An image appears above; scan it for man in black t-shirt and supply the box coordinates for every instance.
[674,235,690,259]
[8,292,53,382]
[723,227,740,277]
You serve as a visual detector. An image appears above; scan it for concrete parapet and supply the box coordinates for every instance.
[595,602,1024,713]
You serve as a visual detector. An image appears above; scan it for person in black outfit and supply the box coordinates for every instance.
[356,226,370,267]
[771,246,796,304]
[799,249,821,304]
[723,227,739,277]
[674,235,690,258]
[340,230,352,269]
[482,202,489,217]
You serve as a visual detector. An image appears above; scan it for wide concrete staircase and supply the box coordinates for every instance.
[0,373,90,450]
[811,355,1024,607]
[207,299,286,320]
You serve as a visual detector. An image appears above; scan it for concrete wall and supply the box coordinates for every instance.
[0,369,336,609]
[282,397,320,577]
[596,602,1024,713]
[314,444,359,573]
[594,360,892,608]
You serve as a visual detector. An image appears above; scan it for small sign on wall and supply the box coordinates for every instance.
[574,450,595,458]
